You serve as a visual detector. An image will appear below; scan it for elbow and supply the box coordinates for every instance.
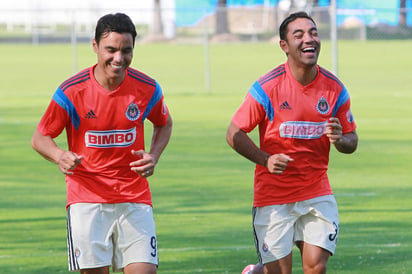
[226,125,236,148]
[31,132,39,152]
[336,132,358,154]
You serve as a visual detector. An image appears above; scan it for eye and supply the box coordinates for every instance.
[294,33,303,39]
[122,48,133,54]
[106,47,116,53]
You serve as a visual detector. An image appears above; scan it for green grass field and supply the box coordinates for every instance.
[0,40,411,273]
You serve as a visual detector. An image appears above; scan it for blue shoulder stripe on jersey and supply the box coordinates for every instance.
[249,81,274,122]
[332,86,349,117]
[53,88,80,130]
[141,82,163,123]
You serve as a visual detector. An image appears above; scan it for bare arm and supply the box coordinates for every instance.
[130,115,173,177]
[31,129,82,175]
[325,117,358,154]
[226,122,293,174]
[226,122,268,167]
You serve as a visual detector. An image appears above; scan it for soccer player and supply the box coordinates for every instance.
[227,12,358,274]
[31,13,172,274]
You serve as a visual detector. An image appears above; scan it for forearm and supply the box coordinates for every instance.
[334,131,358,154]
[226,122,269,167]
[31,129,65,164]
[149,115,173,163]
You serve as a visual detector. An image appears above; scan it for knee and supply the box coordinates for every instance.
[302,261,327,274]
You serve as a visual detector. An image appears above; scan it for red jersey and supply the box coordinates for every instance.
[232,62,356,207]
[37,65,169,208]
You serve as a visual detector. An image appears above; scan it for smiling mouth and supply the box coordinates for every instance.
[110,63,123,70]
[302,47,316,53]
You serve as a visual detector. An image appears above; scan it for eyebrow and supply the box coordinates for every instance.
[292,27,317,35]
[105,45,133,51]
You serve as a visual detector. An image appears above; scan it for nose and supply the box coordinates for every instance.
[113,51,123,63]
[303,32,314,43]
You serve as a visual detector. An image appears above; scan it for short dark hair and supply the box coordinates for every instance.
[279,11,316,40]
[94,13,137,45]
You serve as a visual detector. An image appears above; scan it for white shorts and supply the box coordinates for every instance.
[253,195,339,264]
[67,203,158,272]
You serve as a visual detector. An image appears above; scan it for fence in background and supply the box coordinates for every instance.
[1,5,410,87]
[1,6,411,44]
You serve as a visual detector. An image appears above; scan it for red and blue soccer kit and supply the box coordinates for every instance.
[37,65,169,208]
[232,62,356,207]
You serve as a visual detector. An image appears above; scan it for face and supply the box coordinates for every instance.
[93,31,134,82]
[280,18,321,68]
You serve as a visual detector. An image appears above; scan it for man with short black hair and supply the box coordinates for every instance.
[32,13,172,274]
[228,11,358,274]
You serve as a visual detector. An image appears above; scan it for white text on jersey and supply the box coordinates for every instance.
[85,128,136,148]
[279,121,326,139]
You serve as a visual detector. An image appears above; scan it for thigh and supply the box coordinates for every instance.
[112,203,158,272]
[68,203,115,271]
[253,205,297,264]
[294,195,339,255]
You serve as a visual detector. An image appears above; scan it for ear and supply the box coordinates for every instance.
[279,39,289,55]
[92,39,98,53]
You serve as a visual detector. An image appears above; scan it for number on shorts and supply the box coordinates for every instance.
[329,222,339,242]
[150,236,157,257]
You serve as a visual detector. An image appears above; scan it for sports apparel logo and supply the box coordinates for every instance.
[280,121,327,139]
[75,248,81,258]
[85,128,136,148]
[126,102,140,121]
[162,102,168,115]
[279,101,292,110]
[346,109,354,123]
[85,110,97,119]
[316,96,330,114]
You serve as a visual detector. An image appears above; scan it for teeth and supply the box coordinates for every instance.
[303,47,315,52]
[111,64,122,69]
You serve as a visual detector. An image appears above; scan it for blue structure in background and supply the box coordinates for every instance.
[175,0,412,27]
[336,0,412,27]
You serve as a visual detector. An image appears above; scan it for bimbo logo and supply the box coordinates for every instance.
[85,128,136,148]
[279,121,326,139]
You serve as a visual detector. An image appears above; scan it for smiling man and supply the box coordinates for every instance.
[227,12,358,274]
[31,13,172,274]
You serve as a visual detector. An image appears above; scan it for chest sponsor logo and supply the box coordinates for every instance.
[85,127,136,148]
[279,121,326,139]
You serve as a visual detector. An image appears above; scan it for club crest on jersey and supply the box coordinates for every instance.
[126,102,140,121]
[316,96,330,114]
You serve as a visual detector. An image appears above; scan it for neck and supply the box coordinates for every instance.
[93,66,125,92]
[288,62,318,86]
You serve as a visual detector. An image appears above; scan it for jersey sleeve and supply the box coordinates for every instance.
[146,82,169,126]
[37,94,70,138]
[231,82,267,133]
[332,87,357,134]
